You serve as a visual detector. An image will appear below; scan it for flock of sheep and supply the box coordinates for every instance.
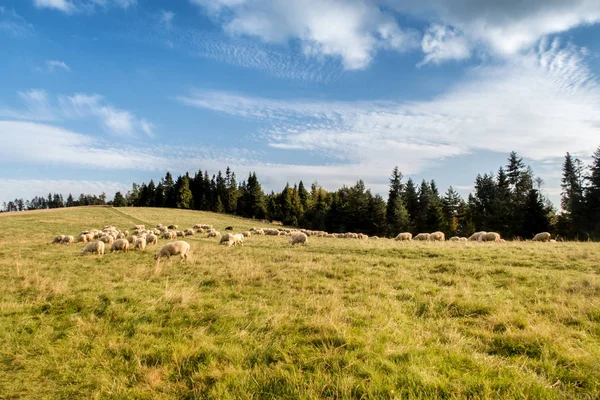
[51,223,556,267]
[393,231,554,242]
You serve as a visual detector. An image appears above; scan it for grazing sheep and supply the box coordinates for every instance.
[370,236,379,240]
[193,224,202,229]
[225,226,234,231]
[134,237,147,251]
[161,231,171,239]
[168,225,178,230]
[413,233,430,241]
[155,241,191,262]
[255,229,265,235]
[430,231,445,241]
[77,234,89,243]
[290,232,308,245]
[208,231,221,238]
[146,234,158,245]
[395,232,412,241]
[62,235,75,244]
[52,235,65,244]
[549,239,557,243]
[532,232,552,242]
[100,235,114,244]
[184,229,194,237]
[176,231,184,237]
[231,233,244,246]
[126,235,137,244]
[459,237,468,241]
[81,241,105,256]
[468,231,487,241]
[219,233,232,245]
[110,239,129,253]
[241,231,251,237]
[478,232,501,242]
[449,236,460,241]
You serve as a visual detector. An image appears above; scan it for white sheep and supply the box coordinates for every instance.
[241,231,251,237]
[231,233,244,246]
[146,234,158,245]
[478,232,501,242]
[532,232,552,242]
[184,229,194,237]
[77,234,89,243]
[413,233,430,241]
[135,237,147,251]
[219,233,232,245]
[110,239,129,253]
[154,241,191,262]
[290,232,307,245]
[459,237,468,241]
[395,232,412,241]
[52,235,65,244]
[208,231,221,238]
[468,231,486,241]
[126,235,137,244]
[430,231,445,241]
[81,241,105,256]
[62,235,75,244]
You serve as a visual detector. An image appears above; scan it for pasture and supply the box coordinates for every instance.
[0,207,599,399]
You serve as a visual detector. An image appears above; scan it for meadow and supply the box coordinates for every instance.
[0,206,599,399]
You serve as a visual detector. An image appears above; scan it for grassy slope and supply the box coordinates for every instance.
[0,206,599,399]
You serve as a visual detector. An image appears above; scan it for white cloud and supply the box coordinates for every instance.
[418,24,470,66]
[178,40,600,180]
[17,89,56,121]
[0,8,34,36]
[46,60,70,71]
[33,0,137,14]
[0,179,130,205]
[160,10,174,28]
[190,0,419,70]
[34,0,76,13]
[387,0,600,59]
[0,120,164,169]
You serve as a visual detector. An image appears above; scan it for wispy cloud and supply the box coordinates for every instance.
[46,60,71,72]
[0,7,34,37]
[178,40,600,174]
[190,0,420,70]
[32,0,137,14]
[0,89,155,137]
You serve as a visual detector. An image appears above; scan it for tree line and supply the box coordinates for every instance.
[3,148,600,240]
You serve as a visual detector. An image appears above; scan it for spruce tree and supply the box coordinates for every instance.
[175,175,193,209]
[585,146,600,238]
[561,152,586,239]
[386,167,404,236]
[113,191,127,207]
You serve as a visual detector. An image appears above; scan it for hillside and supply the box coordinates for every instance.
[0,207,599,399]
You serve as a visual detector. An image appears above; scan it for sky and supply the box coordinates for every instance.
[1,0,600,207]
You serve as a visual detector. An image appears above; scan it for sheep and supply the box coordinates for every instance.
[231,233,244,246]
[395,232,412,241]
[52,235,65,244]
[549,239,557,243]
[176,231,184,237]
[161,231,171,239]
[255,229,265,235]
[219,233,232,245]
[62,235,75,244]
[207,231,221,238]
[100,235,114,244]
[81,241,105,256]
[290,232,308,245]
[430,231,445,241]
[146,234,158,245]
[241,231,251,237]
[459,237,468,241]
[110,239,129,253]
[184,229,194,237]
[154,241,191,263]
[532,232,552,242]
[126,235,137,244]
[77,234,88,243]
[168,225,178,230]
[478,232,501,242]
[468,231,487,241]
[449,236,460,241]
[413,233,430,241]
[134,237,147,251]
[370,236,379,240]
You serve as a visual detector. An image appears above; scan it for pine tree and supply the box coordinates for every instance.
[522,188,550,238]
[175,175,193,209]
[403,178,419,230]
[585,146,600,238]
[163,172,176,208]
[442,186,463,237]
[113,191,127,207]
[386,166,403,236]
[66,193,75,207]
[215,195,225,213]
[416,180,431,233]
[561,152,586,239]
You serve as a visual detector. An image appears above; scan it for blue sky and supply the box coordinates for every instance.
[1,0,600,206]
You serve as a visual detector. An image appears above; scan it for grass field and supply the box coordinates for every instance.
[0,206,599,399]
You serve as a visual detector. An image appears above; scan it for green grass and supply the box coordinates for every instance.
[0,206,599,399]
